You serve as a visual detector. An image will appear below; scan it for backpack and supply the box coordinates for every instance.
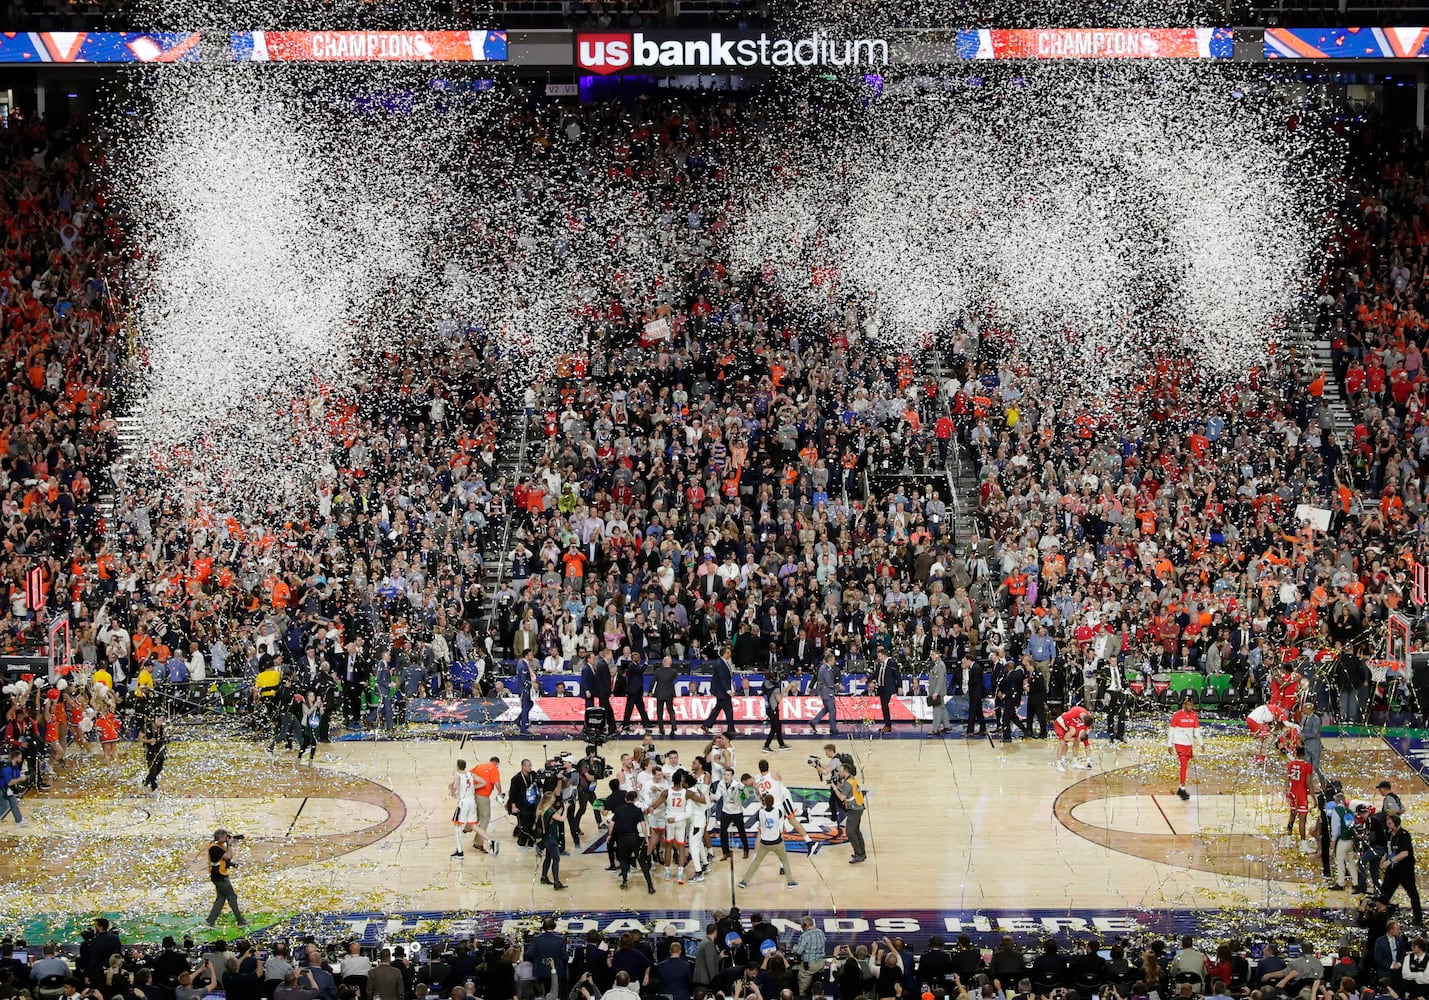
[1335,805,1357,841]
[847,777,865,808]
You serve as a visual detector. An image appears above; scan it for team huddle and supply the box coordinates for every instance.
[446,734,866,893]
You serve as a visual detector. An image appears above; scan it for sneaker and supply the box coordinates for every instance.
[691,873,706,883]
[1177,788,1190,800]
[786,881,798,888]
[1081,760,1094,769]
[664,866,673,881]
[1053,760,1066,772]
[491,842,500,856]
[849,856,866,864]
[451,851,465,858]
[738,881,749,889]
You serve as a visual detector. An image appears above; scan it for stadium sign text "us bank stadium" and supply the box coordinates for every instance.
[575,31,889,74]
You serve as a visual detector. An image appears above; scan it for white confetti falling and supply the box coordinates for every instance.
[726,68,1332,394]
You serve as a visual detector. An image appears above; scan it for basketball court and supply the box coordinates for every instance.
[0,723,1421,945]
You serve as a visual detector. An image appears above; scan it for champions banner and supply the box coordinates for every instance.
[955,27,1233,59]
[408,694,942,726]
[1264,26,1429,58]
[231,30,508,62]
[0,31,199,63]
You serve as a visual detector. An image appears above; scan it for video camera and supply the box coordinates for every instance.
[583,753,611,780]
[539,752,575,790]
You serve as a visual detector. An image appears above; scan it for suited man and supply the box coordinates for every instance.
[620,649,652,731]
[516,650,538,735]
[810,650,839,736]
[927,653,951,735]
[963,654,988,736]
[1374,919,1407,987]
[996,655,1029,743]
[339,638,369,727]
[300,646,323,685]
[589,651,616,732]
[702,645,736,735]
[513,616,539,658]
[874,648,901,734]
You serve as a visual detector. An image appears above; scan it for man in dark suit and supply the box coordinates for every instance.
[702,645,736,735]
[964,655,988,736]
[339,638,369,728]
[1373,920,1408,989]
[997,656,1029,743]
[874,648,900,734]
[588,651,615,734]
[620,650,652,732]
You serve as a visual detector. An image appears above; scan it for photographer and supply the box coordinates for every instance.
[273,969,322,1000]
[831,762,868,863]
[812,744,858,831]
[205,829,246,928]
[0,748,25,826]
[570,745,607,847]
[568,970,601,1000]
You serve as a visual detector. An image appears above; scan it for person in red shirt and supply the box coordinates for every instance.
[1284,746,1317,851]
[934,414,954,465]
[1246,702,1287,764]
[1346,362,1365,400]
[1270,663,1307,714]
[1167,696,1201,800]
[1051,705,1094,772]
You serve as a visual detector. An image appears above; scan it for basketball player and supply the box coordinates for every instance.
[1247,703,1288,764]
[755,760,794,815]
[1285,746,1317,852]
[1271,661,1308,714]
[1168,696,1202,800]
[1051,705,1094,771]
[738,794,808,890]
[651,770,691,883]
[704,733,735,785]
[449,759,500,858]
[642,761,670,863]
[686,763,711,882]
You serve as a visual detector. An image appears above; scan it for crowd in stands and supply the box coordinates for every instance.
[6,906,1429,1000]
[0,97,1421,763]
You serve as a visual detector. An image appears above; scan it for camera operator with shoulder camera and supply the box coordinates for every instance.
[205,829,246,928]
[810,743,858,831]
[570,744,609,847]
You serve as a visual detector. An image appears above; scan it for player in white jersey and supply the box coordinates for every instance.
[662,750,682,779]
[449,758,499,858]
[754,760,792,815]
[655,771,692,882]
[686,762,711,882]
[644,765,670,862]
[704,734,735,785]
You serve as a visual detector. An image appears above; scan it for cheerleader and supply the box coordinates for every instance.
[92,687,121,763]
[43,690,64,766]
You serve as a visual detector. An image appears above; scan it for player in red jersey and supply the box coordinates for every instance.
[1051,705,1094,772]
[1284,746,1317,852]
[1247,703,1288,764]
[1167,696,1202,800]
[1270,662,1308,714]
